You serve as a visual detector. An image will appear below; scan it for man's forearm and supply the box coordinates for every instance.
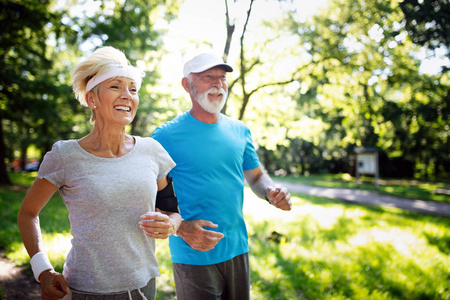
[247,170,273,200]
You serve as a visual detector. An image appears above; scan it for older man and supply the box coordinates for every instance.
[152,53,292,300]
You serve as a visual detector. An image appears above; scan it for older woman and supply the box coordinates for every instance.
[17,46,181,300]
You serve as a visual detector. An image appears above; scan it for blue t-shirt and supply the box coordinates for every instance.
[152,112,261,265]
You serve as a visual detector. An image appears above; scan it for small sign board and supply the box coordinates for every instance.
[355,147,379,189]
[357,153,376,174]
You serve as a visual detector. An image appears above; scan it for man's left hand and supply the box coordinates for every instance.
[267,187,292,211]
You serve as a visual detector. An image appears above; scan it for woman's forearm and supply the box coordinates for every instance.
[17,210,44,258]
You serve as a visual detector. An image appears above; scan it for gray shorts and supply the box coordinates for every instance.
[173,252,250,300]
[70,277,156,300]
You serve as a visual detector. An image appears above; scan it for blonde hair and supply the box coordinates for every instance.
[71,46,142,107]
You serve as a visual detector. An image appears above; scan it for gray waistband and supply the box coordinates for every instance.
[70,277,155,300]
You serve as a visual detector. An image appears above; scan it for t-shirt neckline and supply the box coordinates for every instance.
[74,136,139,160]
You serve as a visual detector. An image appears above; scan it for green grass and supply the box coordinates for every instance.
[1,172,449,299]
[274,173,450,203]
[246,193,450,299]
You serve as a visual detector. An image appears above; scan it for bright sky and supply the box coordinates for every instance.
[61,0,447,79]
[159,0,329,80]
[158,0,448,79]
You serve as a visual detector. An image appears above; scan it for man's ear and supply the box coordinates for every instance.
[181,77,190,93]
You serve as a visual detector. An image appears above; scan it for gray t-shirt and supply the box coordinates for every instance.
[38,136,175,293]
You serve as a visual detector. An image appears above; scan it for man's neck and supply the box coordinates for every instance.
[189,107,220,124]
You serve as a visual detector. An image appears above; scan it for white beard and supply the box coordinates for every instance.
[193,86,228,114]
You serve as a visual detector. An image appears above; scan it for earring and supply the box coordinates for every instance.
[93,106,97,109]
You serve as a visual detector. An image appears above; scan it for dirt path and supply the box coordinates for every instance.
[0,252,41,299]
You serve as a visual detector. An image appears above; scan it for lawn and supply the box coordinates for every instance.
[1,172,449,299]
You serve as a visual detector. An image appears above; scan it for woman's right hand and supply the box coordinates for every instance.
[140,211,174,239]
[39,269,70,300]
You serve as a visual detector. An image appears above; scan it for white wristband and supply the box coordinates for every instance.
[30,252,54,282]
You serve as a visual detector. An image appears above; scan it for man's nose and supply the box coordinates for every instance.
[211,76,225,87]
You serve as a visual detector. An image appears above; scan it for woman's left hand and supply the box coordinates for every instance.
[139,211,177,239]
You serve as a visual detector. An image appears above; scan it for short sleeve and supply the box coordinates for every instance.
[151,139,176,181]
[242,126,261,171]
[151,126,169,150]
[37,142,65,188]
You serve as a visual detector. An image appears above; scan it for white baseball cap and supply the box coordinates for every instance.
[183,53,233,78]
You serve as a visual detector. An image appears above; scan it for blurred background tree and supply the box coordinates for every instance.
[400,0,450,56]
[0,0,179,185]
[0,0,75,185]
[239,0,449,179]
[1,0,448,185]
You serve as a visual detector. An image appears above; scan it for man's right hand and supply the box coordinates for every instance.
[177,220,225,252]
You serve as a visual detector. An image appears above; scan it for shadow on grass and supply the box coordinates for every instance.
[248,199,450,300]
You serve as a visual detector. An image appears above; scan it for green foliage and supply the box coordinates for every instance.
[400,0,450,53]
[0,0,90,184]
[1,0,448,184]
[70,0,181,137]
[154,239,177,299]
[1,0,54,180]
[0,0,181,185]
[257,0,450,180]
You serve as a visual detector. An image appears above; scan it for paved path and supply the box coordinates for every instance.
[275,181,450,218]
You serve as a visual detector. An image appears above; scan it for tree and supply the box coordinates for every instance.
[0,0,66,185]
[400,0,450,54]
[221,0,296,120]
[277,0,450,178]
[0,0,181,185]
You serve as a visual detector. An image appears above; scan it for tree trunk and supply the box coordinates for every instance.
[222,0,235,63]
[0,116,12,185]
[221,0,236,115]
